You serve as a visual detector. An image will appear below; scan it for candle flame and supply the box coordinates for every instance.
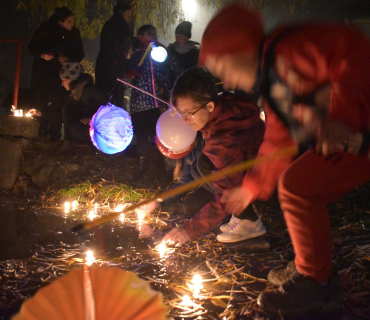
[64,201,70,214]
[72,200,78,211]
[180,295,193,307]
[115,204,125,212]
[85,250,95,266]
[119,213,125,223]
[191,274,203,296]
[88,210,96,221]
[158,242,167,258]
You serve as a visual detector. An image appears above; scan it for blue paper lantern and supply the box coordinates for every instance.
[90,103,133,154]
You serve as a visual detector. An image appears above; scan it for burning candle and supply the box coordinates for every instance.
[192,274,204,296]
[115,204,125,212]
[64,201,70,214]
[94,203,98,213]
[85,250,95,266]
[72,200,78,211]
[136,209,146,235]
[88,210,96,221]
[180,295,193,307]
[119,213,125,223]
[14,109,23,117]
[158,241,167,258]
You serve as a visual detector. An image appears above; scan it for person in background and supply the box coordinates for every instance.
[28,7,84,136]
[167,21,200,71]
[59,72,110,152]
[124,24,183,178]
[199,3,370,315]
[48,62,83,141]
[95,2,133,109]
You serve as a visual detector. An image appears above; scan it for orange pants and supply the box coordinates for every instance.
[278,150,370,283]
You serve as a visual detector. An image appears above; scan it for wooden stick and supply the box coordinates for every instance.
[72,145,297,233]
[138,42,153,67]
[116,78,169,106]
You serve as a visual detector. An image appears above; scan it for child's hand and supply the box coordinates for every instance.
[59,55,68,63]
[41,53,54,61]
[28,109,42,117]
[163,227,190,247]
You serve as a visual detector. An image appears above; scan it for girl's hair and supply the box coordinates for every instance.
[137,24,155,36]
[53,7,74,22]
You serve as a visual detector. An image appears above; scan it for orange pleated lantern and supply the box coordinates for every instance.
[13,265,167,320]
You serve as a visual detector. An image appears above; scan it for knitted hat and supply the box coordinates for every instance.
[199,4,264,65]
[175,21,192,39]
[60,62,82,80]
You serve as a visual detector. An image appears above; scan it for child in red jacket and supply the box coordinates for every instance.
[162,66,266,245]
[199,3,370,315]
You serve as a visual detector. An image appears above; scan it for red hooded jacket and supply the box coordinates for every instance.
[243,24,370,201]
[184,93,265,239]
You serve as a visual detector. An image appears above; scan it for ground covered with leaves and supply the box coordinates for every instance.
[0,139,369,320]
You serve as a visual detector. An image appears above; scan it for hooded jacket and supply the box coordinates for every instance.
[28,15,84,91]
[242,23,370,203]
[183,92,265,239]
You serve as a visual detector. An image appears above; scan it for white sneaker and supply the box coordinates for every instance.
[219,215,238,233]
[216,218,266,243]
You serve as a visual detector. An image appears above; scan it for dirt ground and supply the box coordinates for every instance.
[0,139,369,320]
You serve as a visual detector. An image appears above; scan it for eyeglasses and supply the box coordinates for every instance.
[176,102,209,120]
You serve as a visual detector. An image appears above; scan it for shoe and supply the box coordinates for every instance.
[219,215,238,233]
[257,270,341,315]
[268,261,296,287]
[216,218,266,243]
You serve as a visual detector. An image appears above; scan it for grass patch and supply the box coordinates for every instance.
[59,180,153,204]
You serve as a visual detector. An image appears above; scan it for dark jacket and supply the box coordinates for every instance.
[183,93,265,239]
[95,11,133,90]
[167,41,200,70]
[124,44,184,113]
[28,15,84,91]
[70,74,110,117]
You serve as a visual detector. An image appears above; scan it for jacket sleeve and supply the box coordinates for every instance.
[242,102,296,201]
[67,29,84,62]
[28,22,49,58]
[183,133,246,239]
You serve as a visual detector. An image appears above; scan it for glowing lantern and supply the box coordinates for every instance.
[13,265,167,320]
[151,45,168,63]
[156,110,196,159]
[90,103,133,155]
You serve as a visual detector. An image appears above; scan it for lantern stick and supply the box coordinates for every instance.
[72,145,298,233]
[138,42,154,67]
[117,78,169,106]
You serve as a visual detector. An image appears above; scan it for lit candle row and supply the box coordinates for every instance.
[64,200,79,214]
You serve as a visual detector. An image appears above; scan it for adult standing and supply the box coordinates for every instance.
[95,3,133,109]
[28,7,84,135]
[199,3,370,316]
[167,21,200,71]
